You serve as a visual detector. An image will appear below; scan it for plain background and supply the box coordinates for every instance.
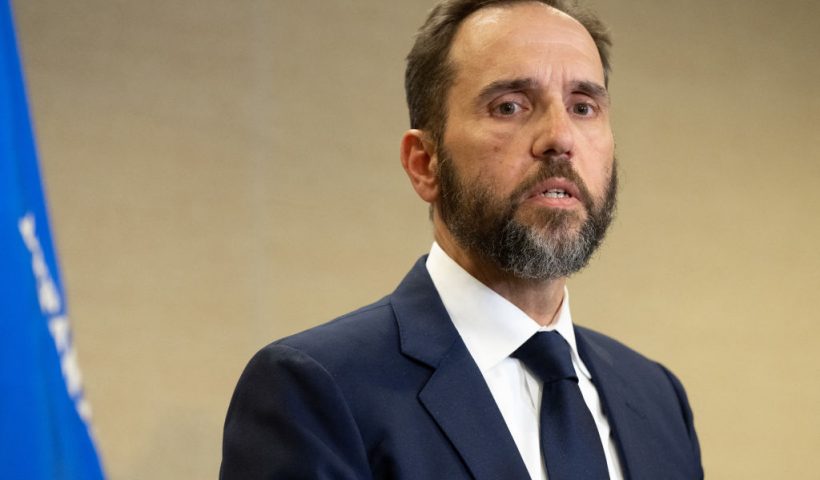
[11,0,820,478]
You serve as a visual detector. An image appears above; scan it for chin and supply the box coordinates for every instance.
[519,207,585,232]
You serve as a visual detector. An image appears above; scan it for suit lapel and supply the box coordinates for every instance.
[390,258,531,480]
[575,328,659,480]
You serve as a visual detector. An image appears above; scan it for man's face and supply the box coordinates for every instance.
[434,2,617,280]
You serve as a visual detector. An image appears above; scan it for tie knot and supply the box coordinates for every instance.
[511,331,577,384]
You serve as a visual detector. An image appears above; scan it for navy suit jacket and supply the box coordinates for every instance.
[221,258,703,479]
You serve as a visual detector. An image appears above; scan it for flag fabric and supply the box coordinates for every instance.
[0,1,105,478]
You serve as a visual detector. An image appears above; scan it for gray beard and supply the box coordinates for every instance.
[484,205,614,280]
[437,152,618,281]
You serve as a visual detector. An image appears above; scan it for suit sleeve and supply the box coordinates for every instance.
[659,363,705,479]
[220,343,373,480]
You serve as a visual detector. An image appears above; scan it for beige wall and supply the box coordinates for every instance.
[12,0,820,478]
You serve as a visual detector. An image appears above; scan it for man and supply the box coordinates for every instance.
[221,1,703,479]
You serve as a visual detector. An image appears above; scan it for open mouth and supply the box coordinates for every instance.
[542,188,571,199]
[528,177,582,203]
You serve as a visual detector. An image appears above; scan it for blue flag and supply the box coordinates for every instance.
[0,2,105,478]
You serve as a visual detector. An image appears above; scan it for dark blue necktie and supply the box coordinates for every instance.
[512,331,609,480]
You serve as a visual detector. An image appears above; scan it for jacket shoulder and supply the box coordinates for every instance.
[575,325,670,377]
[271,295,398,364]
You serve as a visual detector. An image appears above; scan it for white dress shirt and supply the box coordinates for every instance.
[426,242,624,480]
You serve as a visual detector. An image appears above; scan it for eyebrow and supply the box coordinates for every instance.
[572,80,610,106]
[475,78,540,108]
[474,77,610,107]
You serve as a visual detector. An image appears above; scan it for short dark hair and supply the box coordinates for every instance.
[405,0,612,143]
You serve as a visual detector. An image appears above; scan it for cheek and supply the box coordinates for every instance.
[445,121,544,190]
[451,131,517,176]
[586,159,614,196]
[580,122,614,154]
[579,130,615,193]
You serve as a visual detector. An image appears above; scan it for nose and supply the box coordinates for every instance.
[531,103,574,160]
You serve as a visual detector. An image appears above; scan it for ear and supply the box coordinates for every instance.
[400,129,439,204]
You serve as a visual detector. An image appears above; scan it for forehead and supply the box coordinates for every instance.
[448,2,604,88]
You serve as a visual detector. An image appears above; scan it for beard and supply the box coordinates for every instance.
[436,148,618,281]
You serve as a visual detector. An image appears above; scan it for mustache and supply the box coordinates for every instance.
[510,159,595,212]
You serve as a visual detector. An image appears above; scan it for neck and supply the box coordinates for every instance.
[434,227,567,327]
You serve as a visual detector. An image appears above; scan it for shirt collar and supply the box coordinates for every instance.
[426,242,592,379]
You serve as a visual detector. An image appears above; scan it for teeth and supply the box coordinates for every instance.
[543,189,569,198]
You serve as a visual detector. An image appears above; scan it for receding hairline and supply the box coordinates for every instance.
[446,1,605,81]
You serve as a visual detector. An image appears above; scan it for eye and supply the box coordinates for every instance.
[493,101,522,116]
[571,102,596,117]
